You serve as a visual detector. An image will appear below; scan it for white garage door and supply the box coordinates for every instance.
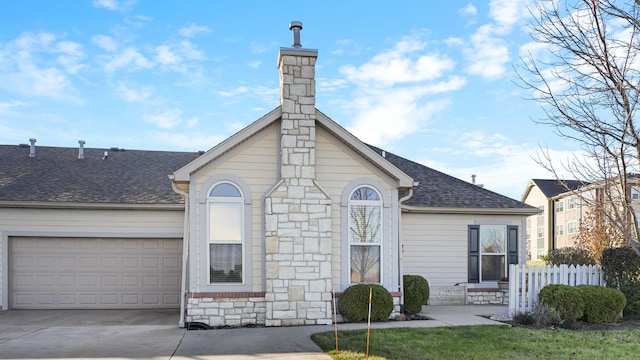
[10,237,182,309]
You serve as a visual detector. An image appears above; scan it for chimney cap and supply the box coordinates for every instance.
[289,21,303,48]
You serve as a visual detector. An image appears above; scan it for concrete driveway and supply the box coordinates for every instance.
[0,309,330,360]
[0,309,186,359]
[0,305,507,359]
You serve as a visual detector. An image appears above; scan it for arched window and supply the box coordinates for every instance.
[348,186,382,283]
[208,182,244,284]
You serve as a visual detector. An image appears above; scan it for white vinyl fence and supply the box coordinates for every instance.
[508,264,606,317]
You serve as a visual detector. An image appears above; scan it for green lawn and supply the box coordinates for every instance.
[311,325,640,359]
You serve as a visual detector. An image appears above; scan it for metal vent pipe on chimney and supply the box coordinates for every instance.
[78,140,85,159]
[29,138,36,157]
[289,21,303,48]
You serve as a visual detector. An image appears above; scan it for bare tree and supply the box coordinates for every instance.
[517,0,640,255]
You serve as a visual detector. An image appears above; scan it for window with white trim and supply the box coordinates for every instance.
[555,200,564,212]
[568,197,577,209]
[537,226,544,238]
[567,221,577,234]
[468,225,518,283]
[349,186,382,284]
[556,224,564,236]
[208,182,244,284]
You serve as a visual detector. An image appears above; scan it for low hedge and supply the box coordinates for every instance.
[575,285,626,323]
[538,284,584,325]
[537,284,626,324]
[337,284,393,322]
[403,275,430,314]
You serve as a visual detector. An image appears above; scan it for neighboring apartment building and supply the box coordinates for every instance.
[521,179,586,261]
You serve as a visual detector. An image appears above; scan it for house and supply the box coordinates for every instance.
[521,179,587,261]
[0,22,539,327]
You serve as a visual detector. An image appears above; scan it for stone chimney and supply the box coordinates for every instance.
[264,21,332,327]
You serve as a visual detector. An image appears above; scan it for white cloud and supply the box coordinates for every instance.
[436,130,584,199]
[340,35,455,87]
[54,41,85,74]
[92,35,119,52]
[104,47,154,72]
[247,61,261,69]
[0,32,82,102]
[459,4,478,17]
[179,23,212,38]
[217,86,249,97]
[465,25,510,80]
[0,100,28,115]
[150,131,226,151]
[144,108,184,129]
[116,82,153,103]
[489,0,529,34]
[92,0,135,12]
[156,45,180,65]
[334,33,466,146]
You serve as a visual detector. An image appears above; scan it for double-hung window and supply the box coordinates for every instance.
[208,182,244,284]
[468,225,518,283]
[349,186,382,284]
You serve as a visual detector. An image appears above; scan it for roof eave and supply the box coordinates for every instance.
[401,205,541,215]
[0,201,185,211]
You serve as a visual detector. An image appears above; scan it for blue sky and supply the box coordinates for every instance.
[0,0,579,200]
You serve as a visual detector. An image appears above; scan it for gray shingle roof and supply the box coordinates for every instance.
[0,142,533,210]
[369,145,535,209]
[531,179,586,198]
[0,145,200,204]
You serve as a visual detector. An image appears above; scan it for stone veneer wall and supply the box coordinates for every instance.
[466,288,509,305]
[262,48,333,327]
[186,293,267,327]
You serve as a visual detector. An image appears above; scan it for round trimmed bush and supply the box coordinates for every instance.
[338,284,393,322]
[575,285,626,323]
[403,275,430,314]
[538,284,584,324]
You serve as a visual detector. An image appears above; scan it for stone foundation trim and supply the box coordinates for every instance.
[187,292,266,298]
[466,288,509,305]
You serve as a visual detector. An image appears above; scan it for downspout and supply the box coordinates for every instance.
[398,184,416,311]
[171,179,189,328]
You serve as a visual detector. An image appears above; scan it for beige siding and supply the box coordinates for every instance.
[315,126,396,289]
[401,212,523,287]
[523,186,550,261]
[191,123,279,291]
[0,207,185,309]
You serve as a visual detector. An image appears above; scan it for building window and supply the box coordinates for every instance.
[526,228,531,240]
[555,200,564,212]
[567,197,577,209]
[349,186,382,284]
[537,226,544,238]
[208,182,244,284]
[567,221,577,234]
[632,186,640,201]
[556,224,564,236]
[468,225,518,283]
[537,249,545,259]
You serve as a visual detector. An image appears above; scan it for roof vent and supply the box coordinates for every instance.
[103,151,108,160]
[29,138,36,157]
[78,140,85,159]
[289,21,303,48]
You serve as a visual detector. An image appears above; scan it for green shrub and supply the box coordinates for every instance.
[538,284,584,325]
[338,284,393,322]
[619,282,640,316]
[601,247,640,288]
[576,285,626,323]
[403,275,430,314]
[542,247,596,266]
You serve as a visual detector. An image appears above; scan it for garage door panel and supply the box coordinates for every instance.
[10,237,182,309]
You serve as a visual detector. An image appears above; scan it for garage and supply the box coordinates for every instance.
[9,237,182,309]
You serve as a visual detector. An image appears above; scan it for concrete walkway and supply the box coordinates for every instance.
[0,305,509,360]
